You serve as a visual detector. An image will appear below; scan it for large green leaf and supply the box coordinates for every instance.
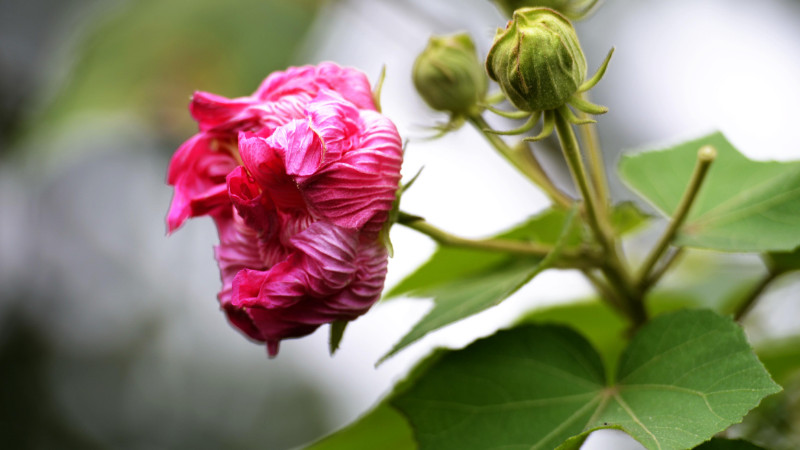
[754,336,800,385]
[619,132,800,252]
[28,0,318,154]
[515,254,763,378]
[693,438,765,449]
[517,299,628,381]
[303,402,415,450]
[764,247,800,273]
[382,204,646,362]
[380,209,579,362]
[391,310,780,450]
[385,209,580,300]
[386,203,647,300]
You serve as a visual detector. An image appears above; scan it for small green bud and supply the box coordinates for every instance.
[490,0,599,21]
[413,32,488,116]
[486,7,586,112]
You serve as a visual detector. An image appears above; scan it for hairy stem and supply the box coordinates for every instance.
[553,108,643,325]
[553,107,608,244]
[636,146,717,289]
[576,92,610,216]
[468,114,573,209]
[397,212,596,268]
[581,269,626,315]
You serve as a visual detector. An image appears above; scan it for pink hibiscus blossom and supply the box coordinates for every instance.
[166,63,403,356]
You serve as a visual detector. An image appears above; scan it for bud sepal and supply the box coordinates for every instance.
[490,0,601,22]
[413,32,488,132]
[484,7,613,139]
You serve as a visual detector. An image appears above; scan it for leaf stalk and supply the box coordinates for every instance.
[468,114,573,209]
[397,212,597,268]
[635,146,717,289]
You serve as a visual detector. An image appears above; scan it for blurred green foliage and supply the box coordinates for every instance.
[30,0,320,147]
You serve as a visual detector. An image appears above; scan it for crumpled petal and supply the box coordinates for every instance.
[238,129,309,211]
[300,108,403,237]
[167,63,401,356]
[230,222,359,309]
[166,134,238,233]
[228,222,388,356]
[226,166,276,232]
[190,91,257,132]
[255,62,376,111]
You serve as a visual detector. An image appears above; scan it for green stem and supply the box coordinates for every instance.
[576,92,610,215]
[734,270,781,322]
[635,146,717,289]
[642,248,684,291]
[581,269,626,315]
[468,114,573,209]
[397,212,596,267]
[553,107,608,244]
[553,108,644,326]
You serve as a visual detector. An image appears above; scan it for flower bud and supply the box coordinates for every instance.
[413,32,488,116]
[490,0,599,21]
[486,7,587,112]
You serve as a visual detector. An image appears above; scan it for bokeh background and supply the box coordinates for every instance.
[2,0,800,448]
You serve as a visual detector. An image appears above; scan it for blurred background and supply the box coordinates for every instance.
[1,0,799,448]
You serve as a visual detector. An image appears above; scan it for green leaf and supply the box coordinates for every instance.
[610,201,650,235]
[386,202,645,301]
[382,202,645,362]
[693,438,766,449]
[755,336,800,384]
[29,0,318,154]
[619,131,800,252]
[385,209,580,300]
[391,310,781,450]
[517,299,628,381]
[764,247,800,273]
[514,257,760,379]
[380,209,578,362]
[304,402,415,450]
[328,320,348,355]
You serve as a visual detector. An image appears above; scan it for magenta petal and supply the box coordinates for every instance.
[254,63,375,111]
[238,131,308,210]
[315,62,376,111]
[168,63,402,356]
[230,222,359,309]
[248,307,318,356]
[306,91,361,163]
[301,109,403,235]
[190,91,256,131]
[226,223,388,354]
[222,303,263,342]
[289,222,360,295]
[213,212,271,307]
[227,166,277,232]
[267,120,324,178]
[166,134,237,233]
[324,241,388,316]
[254,65,318,101]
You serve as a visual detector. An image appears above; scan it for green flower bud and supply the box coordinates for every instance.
[486,7,586,112]
[490,0,600,21]
[413,32,488,116]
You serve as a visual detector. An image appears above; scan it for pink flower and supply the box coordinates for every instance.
[166,62,378,234]
[166,64,403,356]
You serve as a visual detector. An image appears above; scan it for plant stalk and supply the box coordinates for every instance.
[468,114,573,209]
[635,146,717,289]
[553,108,644,326]
[397,212,596,268]
[734,270,781,322]
[576,92,610,216]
